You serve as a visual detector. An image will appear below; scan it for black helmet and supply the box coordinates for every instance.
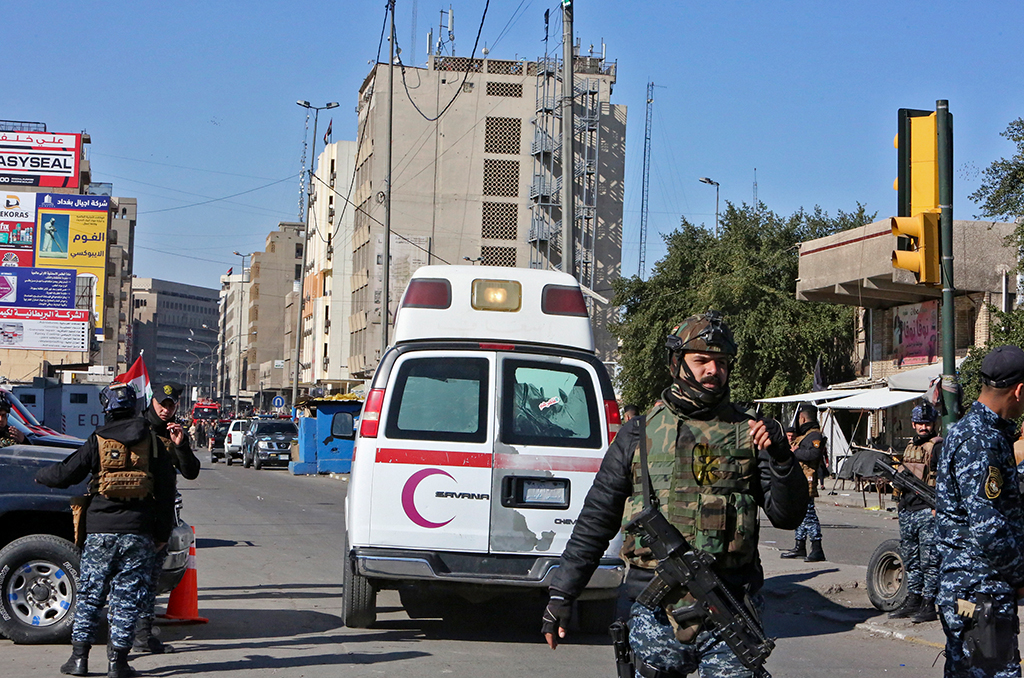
[100,383,137,416]
[0,392,10,414]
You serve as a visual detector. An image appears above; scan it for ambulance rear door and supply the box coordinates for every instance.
[366,349,495,553]
[489,353,607,556]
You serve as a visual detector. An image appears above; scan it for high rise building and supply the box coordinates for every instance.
[218,268,251,411]
[346,48,625,379]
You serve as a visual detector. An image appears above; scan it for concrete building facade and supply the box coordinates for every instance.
[217,268,251,412]
[130,278,219,400]
[346,50,625,379]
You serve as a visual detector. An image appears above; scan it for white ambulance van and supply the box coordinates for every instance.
[343,265,623,628]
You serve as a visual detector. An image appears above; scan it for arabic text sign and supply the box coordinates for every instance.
[0,132,81,188]
[0,191,37,266]
[0,268,75,309]
[0,316,88,351]
[34,193,108,338]
[893,300,938,366]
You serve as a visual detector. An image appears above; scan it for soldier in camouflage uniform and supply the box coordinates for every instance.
[35,383,176,678]
[780,404,826,562]
[542,311,808,677]
[935,345,1024,677]
[888,402,941,623]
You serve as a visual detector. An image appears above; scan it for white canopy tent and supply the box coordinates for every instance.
[754,389,872,404]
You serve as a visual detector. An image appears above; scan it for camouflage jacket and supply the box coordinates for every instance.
[550,400,808,601]
[936,401,1024,606]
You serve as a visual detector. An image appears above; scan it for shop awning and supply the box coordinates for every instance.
[824,387,923,411]
[755,389,871,404]
[886,358,965,392]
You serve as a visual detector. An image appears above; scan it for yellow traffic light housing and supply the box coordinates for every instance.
[891,213,940,285]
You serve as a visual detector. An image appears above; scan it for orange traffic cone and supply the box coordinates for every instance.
[159,526,209,624]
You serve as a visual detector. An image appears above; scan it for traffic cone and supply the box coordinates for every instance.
[159,526,209,624]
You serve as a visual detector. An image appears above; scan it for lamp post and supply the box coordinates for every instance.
[293,100,339,414]
[189,331,215,402]
[231,252,250,417]
[698,177,720,236]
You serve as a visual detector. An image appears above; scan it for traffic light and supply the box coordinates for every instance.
[891,212,940,284]
[891,108,941,284]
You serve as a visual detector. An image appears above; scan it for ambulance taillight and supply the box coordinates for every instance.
[402,279,452,309]
[360,389,386,439]
[604,399,621,443]
[541,284,589,317]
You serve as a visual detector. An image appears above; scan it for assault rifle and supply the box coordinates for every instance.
[873,457,935,510]
[624,414,774,678]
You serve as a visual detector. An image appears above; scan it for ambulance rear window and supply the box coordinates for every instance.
[385,357,489,443]
[501,360,600,449]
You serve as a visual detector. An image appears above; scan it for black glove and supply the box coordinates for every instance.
[541,591,573,637]
[760,417,792,464]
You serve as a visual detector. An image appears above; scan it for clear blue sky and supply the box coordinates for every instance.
[5,1,1022,287]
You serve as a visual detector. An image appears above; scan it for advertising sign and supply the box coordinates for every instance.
[34,193,108,339]
[0,192,36,266]
[893,300,938,367]
[0,132,81,188]
[0,308,89,351]
[0,268,75,309]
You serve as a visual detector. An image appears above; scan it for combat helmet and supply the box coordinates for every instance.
[911,402,938,423]
[100,383,137,418]
[665,310,737,364]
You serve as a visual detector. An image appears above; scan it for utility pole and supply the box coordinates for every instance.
[560,0,575,278]
[937,99,956,430]
[382,0,395,356]
[638,82,654,279]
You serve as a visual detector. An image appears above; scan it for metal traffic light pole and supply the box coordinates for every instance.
[936,99,957,429]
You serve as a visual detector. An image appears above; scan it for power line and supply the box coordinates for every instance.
[90,152,277,180]
[137,175,296,215]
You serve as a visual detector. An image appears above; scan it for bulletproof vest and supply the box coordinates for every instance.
[902,438,937,487]
[621,402,759,573]
[90,432,157,501]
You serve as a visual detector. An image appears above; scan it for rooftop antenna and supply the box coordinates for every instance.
[448,5,455,55]
[638,82,655,280]
[427,28,433,57]
[753,168,758,213]
[410,0,418,65]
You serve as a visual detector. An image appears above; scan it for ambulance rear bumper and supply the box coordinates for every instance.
[353,547,623,591]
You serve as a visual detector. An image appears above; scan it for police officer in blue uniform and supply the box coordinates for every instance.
[36,383,176,678]
[936,345,1024,677]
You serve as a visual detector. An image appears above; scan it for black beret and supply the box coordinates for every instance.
[980,345,1024,388]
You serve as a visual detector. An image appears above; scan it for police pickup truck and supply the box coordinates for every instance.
[0,443,192,643]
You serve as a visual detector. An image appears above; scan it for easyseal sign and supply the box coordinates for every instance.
[0,132,81,188]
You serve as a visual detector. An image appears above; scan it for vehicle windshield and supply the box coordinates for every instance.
[192,406,219,420]
[214,424,229,435]
[256,422,297,436]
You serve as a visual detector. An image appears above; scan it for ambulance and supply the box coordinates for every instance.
[343,265,623,629]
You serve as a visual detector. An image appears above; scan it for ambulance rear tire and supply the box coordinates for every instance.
[576,596,617,635]
[343,540,376,628]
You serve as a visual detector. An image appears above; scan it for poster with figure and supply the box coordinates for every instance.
[893,300,938,367]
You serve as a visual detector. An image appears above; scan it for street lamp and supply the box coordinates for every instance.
[292,99,339,414]
[698,177,720,236]
[189,330,215,403]
[232,252,250,417]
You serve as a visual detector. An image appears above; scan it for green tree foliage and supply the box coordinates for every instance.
[612,202,872,409]
[970,118,1024,225]
[958,307,1024,405]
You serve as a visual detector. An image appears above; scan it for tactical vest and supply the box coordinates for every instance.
[90,432,157,501]
[792,429,823,499]
[902,438,938,488]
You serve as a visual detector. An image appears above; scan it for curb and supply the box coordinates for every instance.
[855,621,945,649]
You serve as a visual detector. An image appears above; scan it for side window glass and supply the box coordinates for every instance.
[502,360,600,448]
[385,357,488,443]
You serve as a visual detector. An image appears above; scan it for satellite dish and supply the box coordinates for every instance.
[482,47,489,55]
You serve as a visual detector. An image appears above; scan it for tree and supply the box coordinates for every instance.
[611,202,872,409]
[970,118,1024,224]
[958,306,1024,406]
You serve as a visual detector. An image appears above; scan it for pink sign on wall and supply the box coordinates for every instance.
[893,300,938,367]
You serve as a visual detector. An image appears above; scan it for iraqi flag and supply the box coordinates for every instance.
[323,118,332,145]
[116,356,153,409]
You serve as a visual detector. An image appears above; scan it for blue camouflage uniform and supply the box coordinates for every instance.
[935,400,1024,677]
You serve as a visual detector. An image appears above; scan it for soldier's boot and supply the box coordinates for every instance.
[107,646,139,678]
[888,592,922,619]
[804,540,826,562]
[132,619,172,654]
[780,539,806,559]
[910,597,938,623]
[59,642,90,676]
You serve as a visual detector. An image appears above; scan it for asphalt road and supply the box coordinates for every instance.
[2,457,949,677]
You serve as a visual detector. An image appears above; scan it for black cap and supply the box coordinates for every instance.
[152,381,184,403]
[797,403,818,417]
[980,345,1024,388]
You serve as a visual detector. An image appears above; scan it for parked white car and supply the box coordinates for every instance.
[223,418,248,465]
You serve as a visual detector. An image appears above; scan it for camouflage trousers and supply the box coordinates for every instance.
[627,597,768,678]
[939,595,1021,678]
[72,533,156,649]
[136,543,168,631]
[898,507,938,598]
[793,501,821,542]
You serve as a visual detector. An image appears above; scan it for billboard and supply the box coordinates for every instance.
[34,193,109,339]
[0,192,36,266]
[893,300,938,367]
[0,268,75,308]
[0,132,81,188]
[0,307,89,351]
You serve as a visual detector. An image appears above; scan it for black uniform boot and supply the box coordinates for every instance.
[888,592,922,619]
[780,539,807,559]
[804,539,826,562]
[60,642,90,676]
[132,620,171,654]
[911,597,938,623]
[107,645,139,678]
